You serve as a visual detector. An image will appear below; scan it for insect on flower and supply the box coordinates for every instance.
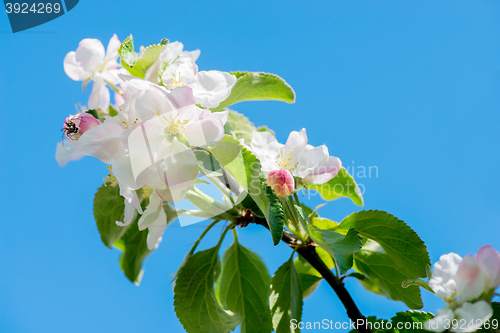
[62,113,100,141]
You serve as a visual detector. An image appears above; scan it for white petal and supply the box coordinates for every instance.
[55,139,84,167]
[88,75,110,110]
[76,123,125,164]
[157,138,199,191]
[135,88,173,121]
[146,208,167,250]
[138,191,163,231]
[183,49,201,62]
[184,110,225,146]
[302,154,342,184]
[294,145,329,178]
[425,307,455,332]
[105,34,121,61]
[165,41,184,61]
[75,38,105,73]
[191,71,236,108]
[161,56,198,90]
[284,128,308,159]
[166,86,196,109]
[429,253,463,299]
[453,301,493,332]
[63,51,90,81]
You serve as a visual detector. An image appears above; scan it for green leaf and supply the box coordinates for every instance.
[118,35,168,79]
[211,72,295,112]
[114,220,151,285]
[295,206,362,274]
[270,255,303,333]
[94,185,128,248]
[307,167,364,206]
[264,185,284,245]
[336,210,431,279]
[85,109,99,119]
[353,242,424,309]
[402,279,434,293]
[391,310,434,333]
[209,136,274,244]
[224,110,257,144]
[217,237,272,333]
[311,217,338,230]
[174,246,242,333]
[294,247,334,299]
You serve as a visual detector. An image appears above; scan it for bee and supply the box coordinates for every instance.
[62,117,79,141]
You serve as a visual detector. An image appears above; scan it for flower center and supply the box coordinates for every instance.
[164,71,185,89]
[141,184,154,199]
[103,166,118,187]
[164,114,189,136]
[276,149,296,170]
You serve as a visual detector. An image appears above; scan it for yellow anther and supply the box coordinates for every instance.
[103,166,118,187]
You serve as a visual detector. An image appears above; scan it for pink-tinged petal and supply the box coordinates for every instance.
[294,145,329,179]
[75,38,105,73]
[429,253,462,299]
[166,86,196,109]
[284,128,308,162]
[453,301,493,332]
[475,245,500,290]
[63,51,90,81]
[76,123,125,164]
[424,306,455,332]
[116,183,142,227]
[105,34,121,61]
[157,138,198,191]
[456,255,486,301]
[88,75,110,110]
[303,155,342,185]
[184,110,225,146]
[190,71,236,108]
[55,139,84,167]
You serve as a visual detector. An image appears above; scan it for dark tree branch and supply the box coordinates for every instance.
[239,213,372,333]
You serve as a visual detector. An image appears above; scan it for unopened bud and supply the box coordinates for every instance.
[63,113,100,141]
[266,169,294,197]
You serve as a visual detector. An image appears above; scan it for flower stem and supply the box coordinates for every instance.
[188,220,220,256]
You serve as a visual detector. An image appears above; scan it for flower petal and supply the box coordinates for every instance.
[424,307,455,332]
[88,74,110,110]
[55,139,84,167]
[302,155,342,184]
[456,255,487,301]
[75,38,105,73]
[475,245,500,291]
[453,301,493,332]
[76,123,125,164]
[190,71,236,108]
[63,51,90,81]
[156,138,198,191]
[105,34,121,61]
[429,252,463,299]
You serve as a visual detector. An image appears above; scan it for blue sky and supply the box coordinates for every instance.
[1,1,499,332]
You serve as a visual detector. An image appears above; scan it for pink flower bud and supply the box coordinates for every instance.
[63,113,100,141]
[475,245,500,291]
[456,255,486,301]
[267,169,294,197]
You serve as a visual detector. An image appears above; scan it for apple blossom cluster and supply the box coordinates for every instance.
[55,34,499,333]
[425,245,500,332]
[55,34,342,251]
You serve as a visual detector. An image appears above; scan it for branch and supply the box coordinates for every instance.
[242,214,372,333]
